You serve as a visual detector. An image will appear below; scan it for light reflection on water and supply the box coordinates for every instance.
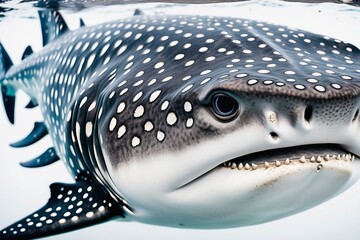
[0,0,359,239]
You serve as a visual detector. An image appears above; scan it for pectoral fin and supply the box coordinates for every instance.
[0,180,124,239]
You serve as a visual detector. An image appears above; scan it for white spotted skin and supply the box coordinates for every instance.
[2,14,360,228]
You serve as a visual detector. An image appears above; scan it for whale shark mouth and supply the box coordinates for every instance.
[221,144,357,171]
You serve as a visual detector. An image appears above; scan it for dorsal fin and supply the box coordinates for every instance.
[21,46,34,60]
[133,9,144,16]
[38,10,69,46]
[80,18,85,27]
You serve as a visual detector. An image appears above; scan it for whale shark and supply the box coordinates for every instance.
[1,9,360,239]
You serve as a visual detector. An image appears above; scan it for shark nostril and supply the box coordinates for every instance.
[304,106,313,124]
[352,110,359,122]
[269,132,279,141]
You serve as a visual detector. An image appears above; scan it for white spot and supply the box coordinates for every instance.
[341,75,352,80]
[143,57,151,63]
[109,117,117,131]
[331,83,342,89]
[200,70,211,75]
[258,69,270,74]
[285,70,296,75]
[156,46,164,53]
[182,84,193,93]
[157,131,165,142]
[135,71,144,77]
[184,101,192,112]
[86,212,94,218]
[148,79,156,85]
[174,54,185,60]
[88,102,96,112]
[117,102,126,113]
[162,76,173,82]
[117,46,127,56]
[186,118,194,128]
[124,31,132,38]
[117,125,126,139]
[248,79,258,85]
[263,80,273,85]
[169,40,178,47]
[149,90,161,103]
[79,97,88,108]
[307,78,318,83]
[206,56,215,62]
[134,80,143,86]
[120,88,128,95]
[185,60,195,67]
[315,85,326,92]
[236,73,248,78]
[183,75,192,81]
[86,122,93,137]
[201,77,211,85]
[154,62,164,69]
[87,54,96,68]
[316,50,326,55]
[144,121,154,131]
[133,92,143,102]
[132,136,141,147]
[295,84,305,90]
[146,36,155,43]
[166,112,177,125]
[100,44,110,56]
[134,105,145,118]
[199,47,208,52]
[67,110,72,122]
[161,101,169,111]
[206,38,215,43]
[183,43,191,49]
[262,57,272,61]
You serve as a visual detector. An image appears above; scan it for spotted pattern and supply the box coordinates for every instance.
[0,181,124,237]
[1,14,359,236]
[3,14,358,173]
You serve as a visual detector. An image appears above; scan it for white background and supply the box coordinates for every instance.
[0,1,360,239]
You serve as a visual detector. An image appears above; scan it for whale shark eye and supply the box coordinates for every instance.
[211,93,239,121]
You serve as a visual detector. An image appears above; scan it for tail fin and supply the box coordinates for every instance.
[0,42,15,124]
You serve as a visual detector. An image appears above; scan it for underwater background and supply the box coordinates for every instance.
[0,0,359,239]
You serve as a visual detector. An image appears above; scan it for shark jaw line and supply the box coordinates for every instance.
[178,144,358,189]
[221,144,357,171]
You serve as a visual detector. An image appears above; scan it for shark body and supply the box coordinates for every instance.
[1,10,360,239]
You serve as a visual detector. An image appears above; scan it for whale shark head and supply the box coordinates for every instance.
[90,16,360,228]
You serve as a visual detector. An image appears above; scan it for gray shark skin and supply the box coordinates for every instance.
[1,9,360,239]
